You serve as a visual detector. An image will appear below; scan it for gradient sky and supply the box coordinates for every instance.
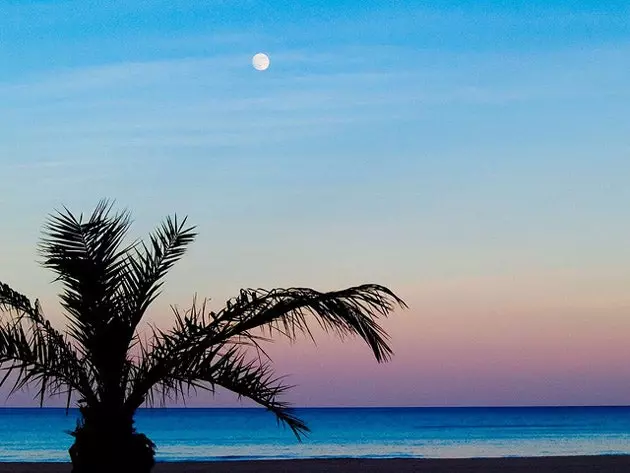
[1,1,630,407]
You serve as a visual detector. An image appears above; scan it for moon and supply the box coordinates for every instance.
[252,53,270,71]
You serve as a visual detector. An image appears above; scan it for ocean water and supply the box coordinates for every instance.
[0,406,629,462]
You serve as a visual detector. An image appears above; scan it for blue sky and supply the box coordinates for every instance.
[1,1,630,406]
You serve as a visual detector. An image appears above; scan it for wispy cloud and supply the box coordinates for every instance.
[0,52,415,153]
[7,160,85,170]
[0,41,627,161]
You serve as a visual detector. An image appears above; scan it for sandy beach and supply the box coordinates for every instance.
[0,456,628,473]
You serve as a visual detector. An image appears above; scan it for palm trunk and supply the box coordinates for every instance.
[69,407,155,473]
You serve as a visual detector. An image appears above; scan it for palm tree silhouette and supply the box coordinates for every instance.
[0,200,406,473]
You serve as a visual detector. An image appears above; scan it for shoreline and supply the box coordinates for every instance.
[0,456,629,472]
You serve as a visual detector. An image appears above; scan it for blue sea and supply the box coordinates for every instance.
[0,407,629,462]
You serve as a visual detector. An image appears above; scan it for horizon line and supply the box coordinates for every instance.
[2,404,629,410]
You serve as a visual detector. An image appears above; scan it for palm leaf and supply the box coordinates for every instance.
[0,282,96,407]
[39,200,132,351]
[126,285,406,436]
[203,284,405,362]
[193,347,309,439]
[118,215,197,340]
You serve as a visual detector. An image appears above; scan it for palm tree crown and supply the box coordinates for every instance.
[0,201,406,471]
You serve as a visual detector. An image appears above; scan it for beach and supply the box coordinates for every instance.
[0,457,629,473]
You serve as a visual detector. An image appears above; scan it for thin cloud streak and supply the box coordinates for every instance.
[1,43,626,155]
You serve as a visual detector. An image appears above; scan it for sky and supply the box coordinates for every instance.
[1,1,630,407]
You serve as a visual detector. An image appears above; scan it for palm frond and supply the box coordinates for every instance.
[38,199,132,349]
[118,215,196,337]
[125,285,405,432]
[132,340,309,439]
[0,282,34,315]
[0,282,96,406]
[208,284,406,362]
[197,348,309,439]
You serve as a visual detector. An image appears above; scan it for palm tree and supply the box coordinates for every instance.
[0,201,406,473]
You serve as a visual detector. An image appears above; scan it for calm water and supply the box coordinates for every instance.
[0,407,629,461]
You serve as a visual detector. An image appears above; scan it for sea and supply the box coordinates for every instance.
[0,406,629,462]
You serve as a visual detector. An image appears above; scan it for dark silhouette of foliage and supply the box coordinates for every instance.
[0,201,406,472]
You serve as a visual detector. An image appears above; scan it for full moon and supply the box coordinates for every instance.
[252,53,270,71]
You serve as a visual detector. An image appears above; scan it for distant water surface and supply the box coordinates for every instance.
[0,406,629,461]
